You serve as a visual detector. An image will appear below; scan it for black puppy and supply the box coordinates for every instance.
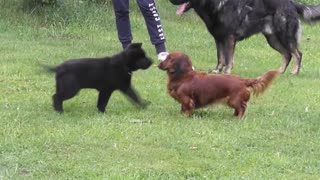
[45,43,152,113]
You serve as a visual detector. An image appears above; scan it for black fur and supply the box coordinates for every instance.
[44,43,153,113]
[170,0,320,74]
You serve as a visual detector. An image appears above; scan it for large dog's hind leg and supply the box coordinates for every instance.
[264,34,292,73]
[290,48,302,75]
[288,20,302,74]
[272,12,302,74]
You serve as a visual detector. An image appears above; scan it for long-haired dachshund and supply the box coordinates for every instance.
[159,52,279,119]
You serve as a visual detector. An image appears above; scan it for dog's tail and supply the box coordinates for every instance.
[293,2,320,22]
[39,63,57,73]
[244,70,279,97]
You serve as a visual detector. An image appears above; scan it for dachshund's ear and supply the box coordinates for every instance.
[173,56,191,77]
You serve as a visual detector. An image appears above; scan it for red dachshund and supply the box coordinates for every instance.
[158,52,279,118]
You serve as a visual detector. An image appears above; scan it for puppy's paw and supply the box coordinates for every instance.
[54,109,64,114]
[139,100,151,109]
[97,107,106,113]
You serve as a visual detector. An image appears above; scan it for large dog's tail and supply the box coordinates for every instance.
[293,2,320,22]
[244,70,279,97]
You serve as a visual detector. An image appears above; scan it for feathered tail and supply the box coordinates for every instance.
[244,70,280,96]
[293,2,320,22]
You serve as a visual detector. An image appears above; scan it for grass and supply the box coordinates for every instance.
[1,1,320,179]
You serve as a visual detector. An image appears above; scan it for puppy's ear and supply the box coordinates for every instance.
[127,43,142,49]
[124,42,143,59]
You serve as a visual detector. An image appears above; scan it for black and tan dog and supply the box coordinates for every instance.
[170,0,320,74]
[44,43,152,113]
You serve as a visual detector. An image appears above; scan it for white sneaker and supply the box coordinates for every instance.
[157,52,169,62]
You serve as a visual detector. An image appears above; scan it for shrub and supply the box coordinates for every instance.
[21,0,64,12]
[86,0,112,5]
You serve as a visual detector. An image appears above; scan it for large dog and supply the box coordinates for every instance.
[159,52,279,118]
[45,43,152,113]
[170,0,320,74]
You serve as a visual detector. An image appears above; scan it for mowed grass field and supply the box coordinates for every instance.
[1,1,320,179]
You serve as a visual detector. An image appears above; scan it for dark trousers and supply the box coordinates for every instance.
[112,0,166,54]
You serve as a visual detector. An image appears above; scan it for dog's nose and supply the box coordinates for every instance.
[158,62,165,70]
[149,58,153,64]
[141,58,153,69]
[147,58,153,66]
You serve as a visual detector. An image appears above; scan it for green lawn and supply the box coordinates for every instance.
[1,1,320,179]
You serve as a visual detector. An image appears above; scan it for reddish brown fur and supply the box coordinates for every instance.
[159,52,279,119]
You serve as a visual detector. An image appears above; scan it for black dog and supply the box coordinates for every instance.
[170,0,320,74]
[45,43,152,113]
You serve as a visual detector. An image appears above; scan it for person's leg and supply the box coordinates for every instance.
[136,0,167,58]
[112,0,132,49]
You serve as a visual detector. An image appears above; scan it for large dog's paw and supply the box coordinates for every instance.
[208,69,220,74]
